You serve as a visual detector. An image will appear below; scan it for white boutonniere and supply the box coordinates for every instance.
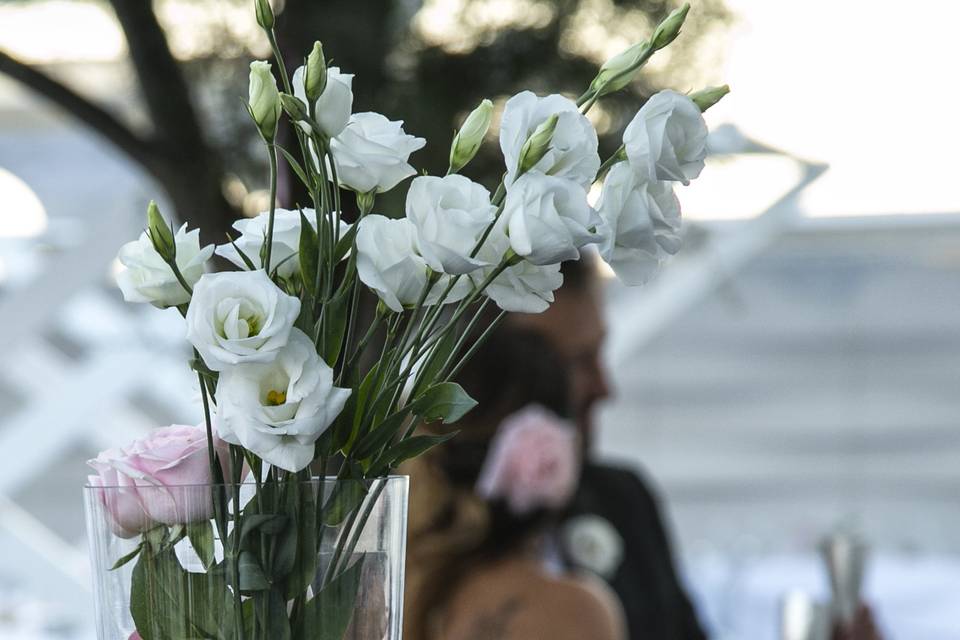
[562,514,625,580]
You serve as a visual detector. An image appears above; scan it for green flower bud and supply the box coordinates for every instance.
[356,190,376,214]
[590,41,649,97]
[690,84,730,112]
[248,61,281,140]
[651,3,690,51]
[279,92,309,122]
[449,98,493,174]
[517,113,559,176]
[304,41,327,103]
[255,0,274,30]
[146,200,176,262]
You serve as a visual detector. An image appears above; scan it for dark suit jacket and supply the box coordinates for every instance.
[565,462,707,640]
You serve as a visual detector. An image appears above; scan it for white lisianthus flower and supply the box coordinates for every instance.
[215,329,350,473]
[186,270,301,371]
[501,173,600,266]
[116,223,213,309]
[471,223,562,313]
[292,65,354,138]
[596,162,681,285]
[623,90,708,186]
[248,61,281,141]
[406,175,495,275]
[356,215,428,312]
[355,215,467,312]
[330,113,426,194]
[500,91,600,188]
[216,208,351,279]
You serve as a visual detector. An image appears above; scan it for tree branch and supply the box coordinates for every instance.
[106,0,205,146]
[0,48,157,171]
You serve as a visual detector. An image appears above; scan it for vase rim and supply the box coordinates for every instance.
[83,474,409,490]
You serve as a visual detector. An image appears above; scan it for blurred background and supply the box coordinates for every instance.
[0,0,958,638]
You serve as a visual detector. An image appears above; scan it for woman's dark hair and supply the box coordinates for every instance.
[446,324,572,547]
[404,322,574,639]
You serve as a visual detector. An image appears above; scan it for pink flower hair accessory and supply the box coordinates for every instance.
[475,404,579,515]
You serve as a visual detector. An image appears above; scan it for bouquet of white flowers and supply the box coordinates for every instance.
[84,2,726,639]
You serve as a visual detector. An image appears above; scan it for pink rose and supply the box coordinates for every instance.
[476,405,579,515]
[87,425,228,538]
[129,633,142,640]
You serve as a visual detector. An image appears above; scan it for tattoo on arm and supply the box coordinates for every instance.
[465,598,525,640]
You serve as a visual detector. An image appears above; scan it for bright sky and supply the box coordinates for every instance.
[694,0,960,218]
[1,0,959,224]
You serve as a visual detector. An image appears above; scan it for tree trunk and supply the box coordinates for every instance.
[106,0,239,243]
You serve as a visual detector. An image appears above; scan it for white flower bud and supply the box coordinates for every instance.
[255,0,274,30]
[279,92,309,122]
[651,3,690,51]
[500,91,599,188]
[517,113,559,176]
[449,98,493,173]
[145,200,175,262]
[117,221,213,309]
[590,42,648,97]
[292,65,354,138]
[248,61,281,140]
[690,84,730,112]
[304,42,327,104]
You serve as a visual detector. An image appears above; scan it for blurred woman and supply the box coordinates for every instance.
[403,327,626,640]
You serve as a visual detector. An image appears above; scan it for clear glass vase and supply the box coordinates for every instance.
[84,476,408,640]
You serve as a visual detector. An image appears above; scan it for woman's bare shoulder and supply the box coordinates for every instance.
[444,559,625,640]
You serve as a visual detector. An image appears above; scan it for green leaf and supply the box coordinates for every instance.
[239,551,271,592]
[352,410,410,461]
[297,555,366,640]
[277,145,311,191]
[271,518,299,580]
[130,545,232,640]
[335,361,381,452]
[129,551,153,639]
[225,232,258,270]
[333,223,358,263]
[167,524,186,546]
[143,525,168,553]
[298,208,319,295]
[321,479,367,527]
[284,480,318,599]
[411,382,477,424]
[110,543,143,571]
[321,285,352,367]
[239,514,289,547]
[411,329,459,398]
[187,521,216,570]
[265,588,293,640]
[381,432,458,471]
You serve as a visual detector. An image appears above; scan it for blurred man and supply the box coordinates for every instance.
[510,255,708,640]
[510,254,884,640]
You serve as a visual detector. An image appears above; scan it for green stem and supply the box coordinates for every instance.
[196,368,228,547]
[595,144,626,181]
[430,297,491,386]
[342,310,383,374]
[444,308,507,382]
[229,446,247,640]
[263,145,279,274]
[266,31,292,95]
[491,179,506,206]
[324,478,386,586]
[576,42,655,111]
[165,257,194,297]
